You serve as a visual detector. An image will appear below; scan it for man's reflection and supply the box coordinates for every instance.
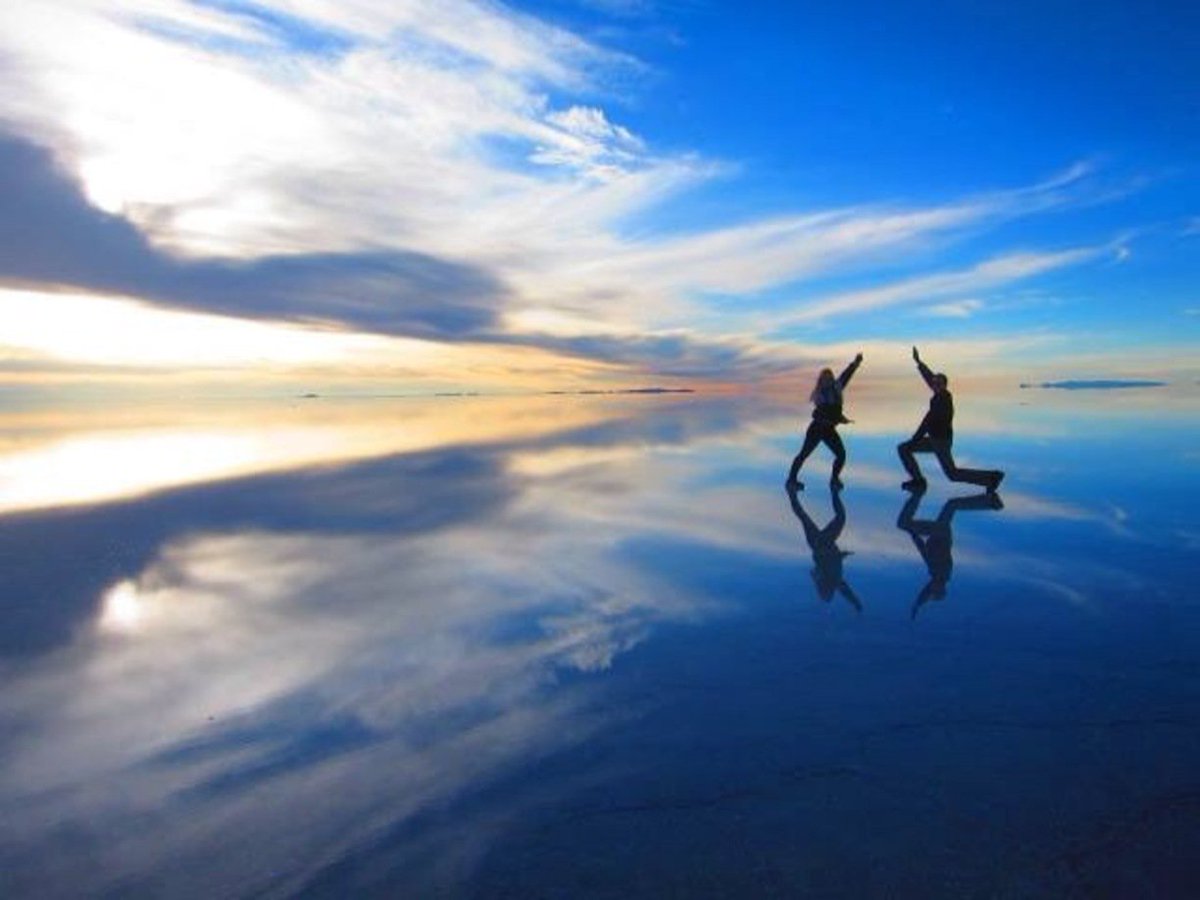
[897,488,1003,618]
[786,486,861,612]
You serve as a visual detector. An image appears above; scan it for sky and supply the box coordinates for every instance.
[0,0,1197,393]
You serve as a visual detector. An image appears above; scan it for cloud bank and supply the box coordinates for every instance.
[0,135,505,339]
[0,0,1141,383]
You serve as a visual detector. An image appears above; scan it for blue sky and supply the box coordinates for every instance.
[0,0,1196,389]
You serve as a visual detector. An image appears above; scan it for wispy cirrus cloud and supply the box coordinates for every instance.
[922,298,985,318]
[763,245,1107,332]
[489,168,1126,353]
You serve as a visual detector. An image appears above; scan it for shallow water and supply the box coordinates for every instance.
[1,390,1197,898]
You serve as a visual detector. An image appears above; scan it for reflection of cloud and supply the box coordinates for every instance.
[999,491,1104,523]
[98,580,144,632]
[0,395,624,515]
[0,524,620,894]
[0,394,769,658]
[6,394,767,662]
[0,443,520,658]
[0,425,764,895]
[0,390,1188,896]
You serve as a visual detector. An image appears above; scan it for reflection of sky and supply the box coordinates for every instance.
[0,395,644,514]
[0,393,1197,897]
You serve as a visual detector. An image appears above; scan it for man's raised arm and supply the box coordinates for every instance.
[912,346,936,390]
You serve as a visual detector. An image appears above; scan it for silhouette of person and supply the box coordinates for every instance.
[897,347,1004,492]
[787,352,863,490]
[896,488,1002,618]
[787,486,862,611]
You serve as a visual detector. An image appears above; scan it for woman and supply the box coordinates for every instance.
[786,352,863,490]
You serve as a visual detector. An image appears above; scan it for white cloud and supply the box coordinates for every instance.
[500,163,1105,336]
[259,0,633,85]
[0,0,1130,380]
[533,104,646,175]
[922,298,985,318]
[0,0,663,260]
[764,246,1102,329]
[634,163,1092,296]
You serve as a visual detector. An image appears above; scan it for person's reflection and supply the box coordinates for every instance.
[897,488,1003,618]
[786,486,861,612]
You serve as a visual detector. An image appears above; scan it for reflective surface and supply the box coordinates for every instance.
[1,390,1197,898]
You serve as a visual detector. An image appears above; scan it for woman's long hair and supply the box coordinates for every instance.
[810,368,840,405]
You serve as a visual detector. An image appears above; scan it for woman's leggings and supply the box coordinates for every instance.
[788,419,845,482]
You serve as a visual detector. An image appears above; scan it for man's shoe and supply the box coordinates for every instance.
[901,478,927,492]
[830,477,844,491]
[986,471,1005,493]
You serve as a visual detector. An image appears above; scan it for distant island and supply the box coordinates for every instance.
[1019,380,1167,390]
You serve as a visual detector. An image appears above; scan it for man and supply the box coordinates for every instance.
[897,347,1004,492]
[897,489,1003,619]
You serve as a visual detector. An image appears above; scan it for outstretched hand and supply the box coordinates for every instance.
[854,352,863,364]
[911,346,921,363]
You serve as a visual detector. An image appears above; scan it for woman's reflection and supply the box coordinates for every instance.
[786,486,861,612]
[896,489,1003,619]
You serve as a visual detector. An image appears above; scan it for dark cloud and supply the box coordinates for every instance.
[0,133,506,339]
[488,331,797,381]
[0,445,514,659]
[0,132,800,380]
[0,393,756,660]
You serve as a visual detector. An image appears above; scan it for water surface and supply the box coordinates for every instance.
[1,389,1197,897]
